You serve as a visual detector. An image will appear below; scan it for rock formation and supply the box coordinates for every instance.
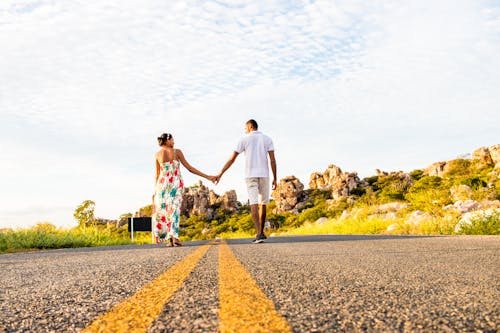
[309,164,365,199]
[181,181,241,219]
[271,176,307,214]
[473,147,494,167]
[218,190,240,213]
[424,162,449,177]
[425,144,500,177]
[473,144,500,169]
[490,145,500,168]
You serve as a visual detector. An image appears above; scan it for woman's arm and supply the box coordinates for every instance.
[155,156,161,183]
[176,149,213,180]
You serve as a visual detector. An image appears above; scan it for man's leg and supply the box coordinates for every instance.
[246,178,261,238]
[257,177,270,238]
[250,204,260,236]
[259,204,266,236]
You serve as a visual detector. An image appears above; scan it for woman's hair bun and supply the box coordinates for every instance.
[157,133,172,146]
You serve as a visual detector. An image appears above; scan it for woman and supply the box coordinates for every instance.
[152,133,216,246]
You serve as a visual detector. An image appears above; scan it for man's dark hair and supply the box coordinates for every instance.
[246,119,258,130]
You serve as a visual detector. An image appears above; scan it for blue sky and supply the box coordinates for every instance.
[1,0,499,229]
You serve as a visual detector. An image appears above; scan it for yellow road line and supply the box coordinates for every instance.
[83,244,211,333]
[218,241,291,333]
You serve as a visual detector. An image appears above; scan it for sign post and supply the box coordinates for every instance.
[127,217,153,244]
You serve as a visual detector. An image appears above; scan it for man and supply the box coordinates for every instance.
[216,119,277,243]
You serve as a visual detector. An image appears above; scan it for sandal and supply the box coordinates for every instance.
[173,239,183,247]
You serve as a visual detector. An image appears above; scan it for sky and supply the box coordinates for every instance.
[1,0,499,229]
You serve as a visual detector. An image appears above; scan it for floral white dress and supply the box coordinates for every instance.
[152,157,184,242]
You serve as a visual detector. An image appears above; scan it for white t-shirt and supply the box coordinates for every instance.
[235,131,274,178]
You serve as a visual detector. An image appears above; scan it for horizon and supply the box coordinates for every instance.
[1,1,499,229]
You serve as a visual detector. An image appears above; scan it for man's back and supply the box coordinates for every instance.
[236,130,274,178]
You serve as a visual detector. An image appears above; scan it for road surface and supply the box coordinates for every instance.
[1,235,498,332]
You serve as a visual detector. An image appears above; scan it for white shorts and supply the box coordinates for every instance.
[245,177,270,205]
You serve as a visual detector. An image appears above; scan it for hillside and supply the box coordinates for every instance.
[153,144,500,239]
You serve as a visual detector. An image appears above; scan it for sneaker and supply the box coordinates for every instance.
[252,237,264,244]
[260,234,267,240]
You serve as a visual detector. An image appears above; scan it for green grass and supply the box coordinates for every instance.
[217,229,255,239]
[277,216,396,236]
[455,211,500,235]
[0,224,151,254]
[271,215,460,237]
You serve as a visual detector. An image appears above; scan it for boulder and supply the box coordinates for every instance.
[181,181,241,219]
[472,147,494,167]
[339,210,350,220]
[386,223,399,233]
[405,210,432,226]
[445,200,481,214]
[424,162,447,177]
[309,172,328,190]
[450,185,473,202]
[309,164,365,199]
[454,208,500,233]
[489,144,500,168]
[377,202,408,213]
[272,176,307,214]
[219,190,240,212]
[315,217,328,225]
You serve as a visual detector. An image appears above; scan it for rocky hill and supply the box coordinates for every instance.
[126,144,499,237]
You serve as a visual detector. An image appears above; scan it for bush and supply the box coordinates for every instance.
[405,176,451,213]
[455,211,500,235]
[349,188,366,196]
[409,169,424,181]
[443,159,472,178]
[375,173,412,202]
[460,177,487,190]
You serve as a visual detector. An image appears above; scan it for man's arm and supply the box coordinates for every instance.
[269,150,277,190]
[217,151,239,181]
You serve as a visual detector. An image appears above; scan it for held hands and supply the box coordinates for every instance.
[207,175,220,185]
[208,173,223,185]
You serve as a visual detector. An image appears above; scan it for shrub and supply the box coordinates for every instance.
[460,177,487,190]
[405,176,451,213]
[455,210,500,235]
[409,169,424,181]
[443,159,472,178]
[375,173,412,202]
[349,188,366,196]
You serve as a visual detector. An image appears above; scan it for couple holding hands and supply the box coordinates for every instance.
[152,119,277,246]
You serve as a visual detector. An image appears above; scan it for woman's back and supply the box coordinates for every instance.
[156,148,177,164]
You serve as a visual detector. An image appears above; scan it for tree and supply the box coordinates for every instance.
[74,200,96,227]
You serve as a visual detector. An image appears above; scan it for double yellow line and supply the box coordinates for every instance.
[83,241,291,333]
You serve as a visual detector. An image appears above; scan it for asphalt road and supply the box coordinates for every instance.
[0,235,498,332]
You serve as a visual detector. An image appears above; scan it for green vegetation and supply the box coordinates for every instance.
[0,223,150,254]
[2,158,498,254]
[181,160,498,239]
[455,211,500,235]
